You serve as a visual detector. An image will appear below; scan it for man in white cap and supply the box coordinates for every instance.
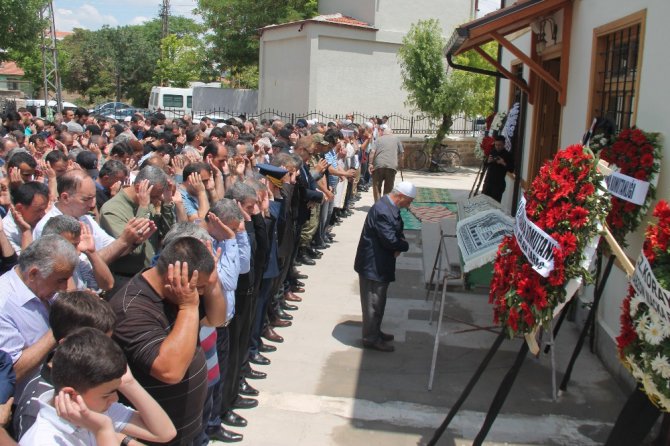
[353,181,416,352]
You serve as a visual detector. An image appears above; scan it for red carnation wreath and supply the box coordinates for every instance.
[617,201,670,410]
[598,128,662,245]
[490,144,610,337]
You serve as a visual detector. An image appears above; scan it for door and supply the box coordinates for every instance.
[530,58,562,181]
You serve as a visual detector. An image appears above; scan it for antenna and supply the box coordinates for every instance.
[40,0,63,118]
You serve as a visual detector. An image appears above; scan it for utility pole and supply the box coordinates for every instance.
[40,0,63,119]
[159,0,170,86]
[160,0,170,39]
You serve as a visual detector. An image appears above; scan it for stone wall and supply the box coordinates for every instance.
[400,136,479,167]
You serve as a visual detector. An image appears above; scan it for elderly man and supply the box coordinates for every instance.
[354,181,416,352]
[0,236,79,397]
[33,169,153,265]
[368,126,404,202]
[100,165,180,291]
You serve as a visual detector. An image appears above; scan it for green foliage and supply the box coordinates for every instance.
[57,17,205,106]
[398,19,496,145]
[7,45,44,97]
[197,0,317,88]
[0,0,48,59]
[155,35,204,88]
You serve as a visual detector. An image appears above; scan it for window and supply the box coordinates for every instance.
[162,94,183,108]
[590,11,645,131]
[187,96,192,108]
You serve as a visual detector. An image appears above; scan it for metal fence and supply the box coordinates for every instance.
[145,107,485,138]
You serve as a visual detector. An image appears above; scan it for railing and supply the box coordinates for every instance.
[99,106,486,138]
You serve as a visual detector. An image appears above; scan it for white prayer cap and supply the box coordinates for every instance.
[394,181,416,199]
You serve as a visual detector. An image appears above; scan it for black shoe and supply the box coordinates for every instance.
[239,379,259,397]
[249,352,271,366]
[380,332,395,342]
[233,396,259,410]
[292,280,305,287]
[208,426,243,442]
[296,253,316,265]
[290,285,305,294]
[259,343,277,353]
[311,242,329,250]
[306,247,322,258]
[222,411,248,427]
[294,257,303,266]
[245,368,267,380]
[277,309,293,321]
[362,340,395,352]
[295,272,308,279]
[281,301,298,311]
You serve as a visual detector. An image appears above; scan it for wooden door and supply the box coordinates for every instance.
[530,58,562,181]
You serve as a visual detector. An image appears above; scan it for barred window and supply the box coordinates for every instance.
[591,19,643,130]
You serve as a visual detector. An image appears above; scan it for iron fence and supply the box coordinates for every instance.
[100,106,485,138]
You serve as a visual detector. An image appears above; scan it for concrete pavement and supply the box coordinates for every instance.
[211,168,628,445]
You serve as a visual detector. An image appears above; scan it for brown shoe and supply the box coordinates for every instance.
[284,291,302,302]
[262,327,284,343]
[270,317,292,328]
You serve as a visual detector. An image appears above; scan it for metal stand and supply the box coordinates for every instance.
[469,161,487,198]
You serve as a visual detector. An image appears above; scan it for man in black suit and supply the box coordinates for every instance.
[353,181,416,352]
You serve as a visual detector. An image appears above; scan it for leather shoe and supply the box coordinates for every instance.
[245,368,267,379]
[312,242,329,250]
[277,309,293,321]
[239,379,259,397]
[292,280,305,287]
[380,332,395,342]
[222,411,247,427]
[281,301,298,311]
[270,317,292,328]
[233,396,258,410]
[296,253,316,265]
[208,426,243,442]
[262,327,284,343]
[362,340,395,352]
[291,285,305,293]
[293,271,308,279]
[259,343,277,353]
[284,291,302,302]
[249,352,271,366]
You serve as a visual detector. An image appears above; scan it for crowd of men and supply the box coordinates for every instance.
[0,106,398,445]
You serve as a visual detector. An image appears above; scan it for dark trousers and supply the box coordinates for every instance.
[250,277,275,355]
[372,168,396,202]
[358,275,390,343]
[222,287,255,411]
[482,180,505,203]
[210,326,229,420]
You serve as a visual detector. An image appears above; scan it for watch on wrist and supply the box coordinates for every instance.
[121,436,134,446]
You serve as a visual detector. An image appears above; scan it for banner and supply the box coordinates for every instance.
[514,196,559,277]
[457,194,503,220]
[456,209,514,272]
[605,171,650,206]
[631,254,670,323]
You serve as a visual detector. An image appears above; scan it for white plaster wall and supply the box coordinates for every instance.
[319,0,474,34]
[560,0,670,346]
[259,34,311,114]
[310,35,407,115]
[495,0,670,360]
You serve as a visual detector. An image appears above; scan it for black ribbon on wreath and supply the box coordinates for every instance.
[605,385,661,446]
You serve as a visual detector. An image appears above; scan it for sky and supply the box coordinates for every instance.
[53,0,200,32]
[53,0,500,32]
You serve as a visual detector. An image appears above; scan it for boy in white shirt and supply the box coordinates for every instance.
[20,327,175,446]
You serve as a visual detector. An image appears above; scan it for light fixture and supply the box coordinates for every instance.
[531,16,558,54]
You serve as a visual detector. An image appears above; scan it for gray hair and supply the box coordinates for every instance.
[134,165,169,189]
[162,222,211,248]
[42,215,81,238]
[19,235,79,276]
[67,147,83,162]
[181,146,202,161]
[243,177,265,193]
[210,198,243,224]
[229,182,257,203]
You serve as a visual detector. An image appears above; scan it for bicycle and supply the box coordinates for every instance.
[408,136,461,173]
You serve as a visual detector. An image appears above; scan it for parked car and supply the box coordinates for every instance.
[90,102,132,116]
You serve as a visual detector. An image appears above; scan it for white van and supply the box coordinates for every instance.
[148,86,192,118]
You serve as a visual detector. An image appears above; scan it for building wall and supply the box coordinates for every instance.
[258,33,311,114]
[495,0,670,385]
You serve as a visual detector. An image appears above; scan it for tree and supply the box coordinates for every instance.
[197,0,317,88]
[398,19,496,147]
[0,0,47,60]
[155,34,203,88]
